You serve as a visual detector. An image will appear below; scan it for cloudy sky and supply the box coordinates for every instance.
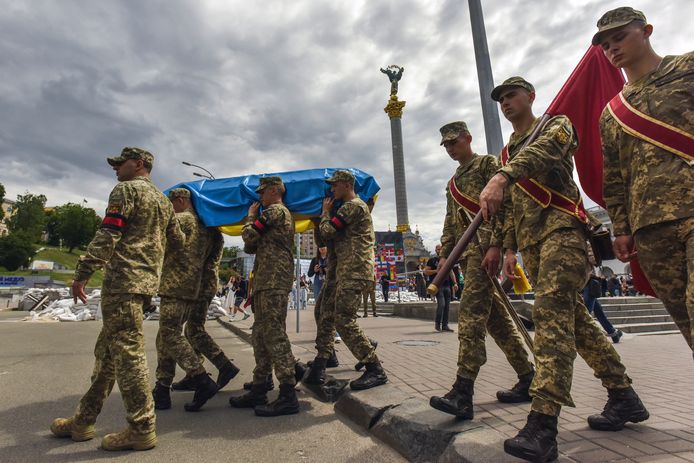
[1,0,691,251]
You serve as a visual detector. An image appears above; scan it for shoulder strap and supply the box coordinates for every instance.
[607,91,694,164]
[448,176,480,214]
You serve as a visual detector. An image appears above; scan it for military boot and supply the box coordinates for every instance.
[497,370,534,403]
[349,361,388,390]
[172,373,208,391]
[254,383,300,417]
[243,375,274,392]
[504,411,558,463]
[354,339,378,371]
[152,382,172,410]
[429,376,474,419]
[587,386,649,431]
[101,428,157,451]
[50,416,95,442]
[230,382,268,408]
[216,360,240,390]
[303,357,327,385]
[183,372,219,412]
[326,350,339,368]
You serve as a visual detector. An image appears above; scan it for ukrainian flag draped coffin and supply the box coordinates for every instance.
[165,168,380,236]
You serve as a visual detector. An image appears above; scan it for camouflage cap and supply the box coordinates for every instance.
[325,169,355,185]
[107,147,154,168]
[256,176,284,192]
[439,121,469,145]
[491,76,535,102]
[592,7,647,45]
[168,188,191,199]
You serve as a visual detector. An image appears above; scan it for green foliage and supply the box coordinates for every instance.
[8,192,47,243]
[0,232,34,271]
[54,203,100,252]
[44,209,60,246]
[222,246,241,259]
[218,267,239,285]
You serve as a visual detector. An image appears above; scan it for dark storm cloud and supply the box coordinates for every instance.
[0,0,690,249]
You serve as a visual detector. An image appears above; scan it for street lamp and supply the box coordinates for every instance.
[181,161,215,180]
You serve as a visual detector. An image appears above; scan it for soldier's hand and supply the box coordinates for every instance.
[613,235,637,262]
[479,174,508,221]
[248,202,260,217]
[71,280,88,304]
[502,250,519,280]
[482,246,501,277]
[322,197,334,214]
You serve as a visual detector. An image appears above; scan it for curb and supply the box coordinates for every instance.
[215,318,514,462]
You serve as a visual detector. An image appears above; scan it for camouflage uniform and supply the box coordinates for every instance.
[156,202,209,387]
[313,226,339,358]
[319,193,378,364]
[242,186,296,386]
[185,227,231,369]
[600,52,694,351]
[499,114,632,417]
[438,139,533,381]
[72,148,184,434]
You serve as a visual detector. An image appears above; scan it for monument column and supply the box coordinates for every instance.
[381,65,410,233]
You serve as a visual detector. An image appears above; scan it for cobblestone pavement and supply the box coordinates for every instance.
[227,307,694,462]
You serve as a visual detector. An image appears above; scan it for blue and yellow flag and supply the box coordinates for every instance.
[166,168,380,236]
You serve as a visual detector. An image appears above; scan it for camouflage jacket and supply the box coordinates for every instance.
[159,209,208,300]
[319,197,375,282]
[600,52,694,236]
[440,154,505,260]
[242,203,294,293]
[74,176,184,295]
[498,115,585,251]
[198,227,224,301]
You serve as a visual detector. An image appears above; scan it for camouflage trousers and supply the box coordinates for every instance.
[316,279,378,363]
[185,298,230,369]
[522,228,631,417]
[314,278,336,355]
[456,253,533,381]
[362,287,376,315]
[155,297,206,386]
[251,290,296,385]
[74,292,155,434]
[635,217,694,352]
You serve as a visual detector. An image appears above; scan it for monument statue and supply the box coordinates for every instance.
[380,65,404,97]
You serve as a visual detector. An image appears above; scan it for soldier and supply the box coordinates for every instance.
[308,170,387,390]
[594,7,693,356]
[229,176,299,416]
[429,121,535,420]
[151,188,236,412]
[479,78,648,462]
[50,147,184,451]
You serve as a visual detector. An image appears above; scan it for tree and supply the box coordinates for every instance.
[222,246,241,259]
[8,192,47,243]
[0,182,5,221]
[55,203,101,252]
[44,209,60,246]
[0,232,34,271]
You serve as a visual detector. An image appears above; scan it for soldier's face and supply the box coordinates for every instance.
[498,89,534,122]
[443,133,473,162]
[599,22,653,69]
[113,159,139,181]
[330,181,350,200]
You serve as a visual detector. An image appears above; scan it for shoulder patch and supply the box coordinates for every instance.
[555,125,571,145]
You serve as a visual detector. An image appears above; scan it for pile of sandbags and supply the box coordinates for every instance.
[207,296,228,319]
[25,289,102,322]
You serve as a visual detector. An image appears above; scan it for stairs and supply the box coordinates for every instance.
[599,297,679,336]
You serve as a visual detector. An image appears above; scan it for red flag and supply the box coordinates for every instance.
[545,45,624,207]
[545,45,656,296]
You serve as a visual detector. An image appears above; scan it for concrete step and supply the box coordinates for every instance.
[608,314,674,324]
[614,321,679,334]
[603,308,671,317]
[597,296,659,304]
[632,329,682,337]
[599,302,665,311]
